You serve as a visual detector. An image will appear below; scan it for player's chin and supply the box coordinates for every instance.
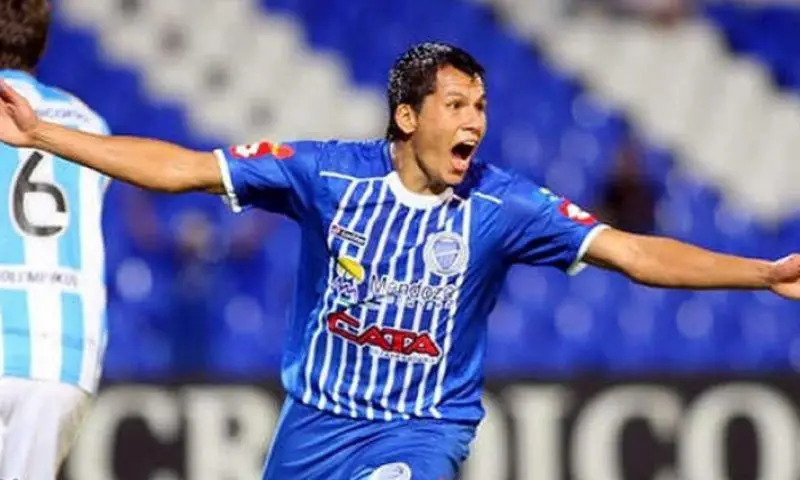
[442,169,468,186]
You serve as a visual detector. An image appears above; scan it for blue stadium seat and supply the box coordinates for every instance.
[706,4,800,90]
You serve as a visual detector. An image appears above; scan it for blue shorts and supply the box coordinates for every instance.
[262,397,476,479]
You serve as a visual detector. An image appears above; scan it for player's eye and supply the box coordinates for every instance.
[447,100,464,110]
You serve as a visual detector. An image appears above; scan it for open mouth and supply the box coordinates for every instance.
[450,141,477,173]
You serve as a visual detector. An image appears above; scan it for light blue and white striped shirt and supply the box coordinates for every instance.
[0,70,109,394]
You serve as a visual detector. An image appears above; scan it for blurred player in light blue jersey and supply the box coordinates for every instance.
[0,1,111,478]
[1,41,800,479]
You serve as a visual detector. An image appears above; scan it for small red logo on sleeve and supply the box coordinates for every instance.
[558,199,597,226]
[229,141,295,160]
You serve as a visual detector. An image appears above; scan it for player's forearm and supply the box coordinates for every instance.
[30,121,222,193]
[625,236,774,290]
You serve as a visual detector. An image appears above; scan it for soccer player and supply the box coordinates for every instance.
[0,1,112,478]
[0,42,797,479]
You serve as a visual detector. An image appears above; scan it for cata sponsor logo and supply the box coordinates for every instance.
[326,312,441,363]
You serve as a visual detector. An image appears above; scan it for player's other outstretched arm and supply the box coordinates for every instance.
[0,80,223,194]
[584,228,800,300]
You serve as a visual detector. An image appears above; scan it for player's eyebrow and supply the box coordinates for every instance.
[444,91,487,103]
[444,90,468,99]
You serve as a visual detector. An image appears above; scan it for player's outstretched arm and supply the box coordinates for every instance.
[583,228,800,300]
[0,81,223,194]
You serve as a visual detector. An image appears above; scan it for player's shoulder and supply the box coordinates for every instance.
[313,138,392,180]
[41,87,110,135]
[457,158,548,209]
[0,70,109,135]
[10,73,109,135]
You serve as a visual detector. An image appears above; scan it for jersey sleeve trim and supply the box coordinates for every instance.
[566,224,609,276]
[213,149,242,213]
[473,191,503,205]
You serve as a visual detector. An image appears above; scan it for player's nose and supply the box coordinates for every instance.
[461,118,484,139]
[463,107,485,134]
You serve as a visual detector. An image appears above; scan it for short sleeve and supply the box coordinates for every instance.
[94,117,111,136]
[500,181,608,275]
[213,140,323,218]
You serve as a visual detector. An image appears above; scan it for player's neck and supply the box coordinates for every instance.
[390,141,448,196]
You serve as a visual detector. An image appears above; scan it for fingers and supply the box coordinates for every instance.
[774,254,799,267]
[1,101,15,119]
[0,81,20,115]
[782,254,800,270]
[774,254,800,283]
[0,80,15,104]
[0,80,28,109]
[773,281,800,301]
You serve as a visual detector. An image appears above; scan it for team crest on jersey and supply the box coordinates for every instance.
[229,141,294,160]
[367,462,412,480]
[424,231,468,276]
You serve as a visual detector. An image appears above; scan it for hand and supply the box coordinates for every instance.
[769,254,800,299]
[0,80,39,148]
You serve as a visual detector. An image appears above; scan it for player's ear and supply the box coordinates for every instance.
[395,104,417,136]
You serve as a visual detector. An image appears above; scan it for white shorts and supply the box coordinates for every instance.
[0,377,92,480]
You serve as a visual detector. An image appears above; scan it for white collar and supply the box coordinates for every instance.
[386,143,454,209]
[386,172,454,209]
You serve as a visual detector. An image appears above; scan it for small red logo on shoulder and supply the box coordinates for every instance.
[230,142,273,159]
[229,141,295,160]
[272,143,295,160]
[558,199,597,226]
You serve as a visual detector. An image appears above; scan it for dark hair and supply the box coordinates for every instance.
[0,0,50,71]
[386,41,485,141]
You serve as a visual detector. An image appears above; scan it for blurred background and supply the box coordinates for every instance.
[40,0,800,478]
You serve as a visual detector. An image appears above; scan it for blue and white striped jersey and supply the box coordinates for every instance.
[216,139,605,423]
[0,70,110,394]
